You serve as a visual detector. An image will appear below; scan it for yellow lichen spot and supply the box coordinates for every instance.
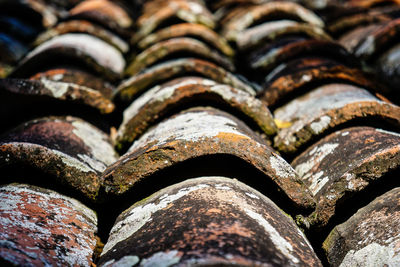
[216,132,250,142]
[274,119,292,129]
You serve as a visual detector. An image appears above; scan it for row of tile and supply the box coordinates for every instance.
[1,0,400,266]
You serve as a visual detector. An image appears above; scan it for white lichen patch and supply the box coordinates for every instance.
[140,250,181,267]
[245,209,300,264]
[0,184,97,266]
[355,35,375,57]
[245,192,260,199]
[339,242,400,267]
[51,149,95,173]
[269,155,297,179]
[26,33,125,73]
[102,255,140,267]
[78,154,107,173]
[127,111,251,153]
[310,116,331,134]
[72,120,117,166]
[309,175,329,196]
[40,78,69,98]
[209,84,260,110]
[102,184,210,256]
[295,143,339,179]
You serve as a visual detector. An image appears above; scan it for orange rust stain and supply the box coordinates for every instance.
[206,208,222,214]
[365,137,375,144]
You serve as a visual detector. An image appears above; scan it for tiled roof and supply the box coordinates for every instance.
[1,0,400,266]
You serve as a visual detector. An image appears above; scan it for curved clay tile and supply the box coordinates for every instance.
[273,84,400,154]
[260,61,383,107]
[352,18,400,59]
[339,23,381,53]
[34,20,129,53]
[376,42,400,91]
[137,23,234,56]
[0,78,115,114]
[248,39,353,72]
[292,126,400,228]
[68,0,133,36]
[102,107,315,209]
[0,0,58,28]
[116,58,255,102]
[327,12,391,36]
[115,77,277,151]
[345,0,400,8]
[13,33,125,81]
[0,183,98,266]
[0,117,118,200]
[236,20,331,51]
[99,177,322,266]
[29,68,116,99]
[125,37,234,76]
[133,0,215,42]
[222,1,324,41]
[323,187,400,266]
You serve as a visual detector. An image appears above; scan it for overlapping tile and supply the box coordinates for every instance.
[323,187,400,266]
[12,33,125,81]
[273,83,400,154]
[102,107,314,209]
[116,58,255,102]
[0,116,118,200]
[99,177,321,266]
[292,126,400,228]
[125,37,234,76]
[0,183,98,266]
[116,77,276,151]
[1,0,400,265]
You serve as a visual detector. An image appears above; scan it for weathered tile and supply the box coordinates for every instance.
[339,24,381,53]
[247,39,354,73]
[116,58,255,102]
[222,1,324,42]
[260,60,380,107]
[34,20,129,53]
[137,22,234,56]
[273,83,400,154]
[376,42,400,90]
[99,177,322,267]
[125,37,234,76]
[292,127,400,228]
[0,183,98,266]
[68,0,133,37]
[102,107,314,209]
[0,0,58,28]
[352,18,400,60]
[116,77,277,150]
[323,187,400,266]
[327,12,390,37]
[0,78,115,114]
[13,33,125,81]
[0,116,118,200]
[29,67,116,99]
[237,20,331,51]
[133,0,215,43]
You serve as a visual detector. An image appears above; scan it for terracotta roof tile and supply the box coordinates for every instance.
[1,0,400,265]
